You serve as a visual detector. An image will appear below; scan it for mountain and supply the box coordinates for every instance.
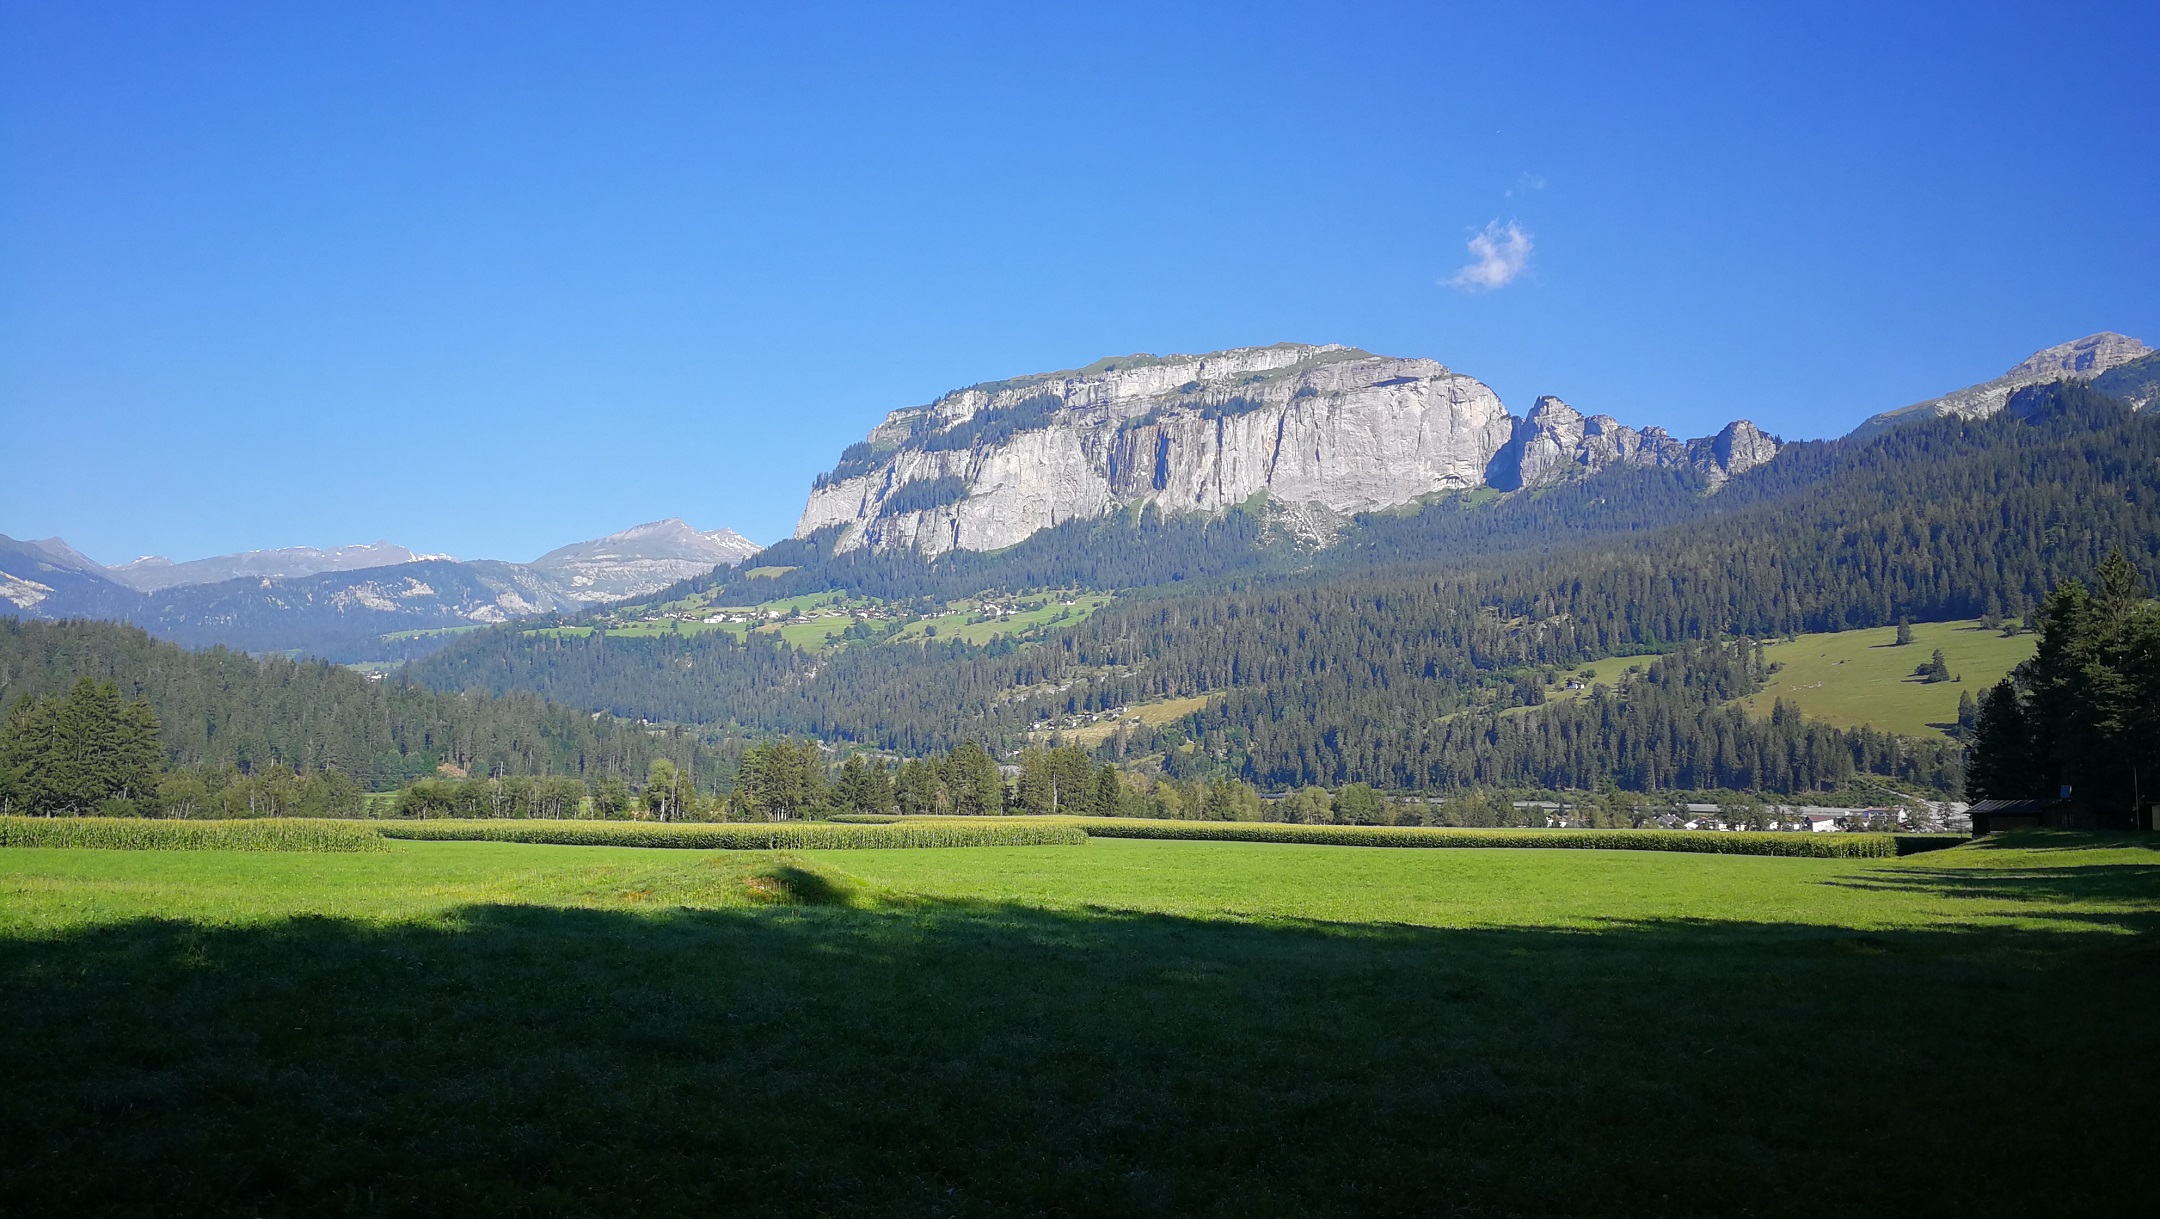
[414,378,2157,797]
[2090,349,2160,411]
[108,541,449,591]
[796,343,1776,556]
[1848,332,2151,438]
[0,518,757,660]
[1494,396,1778,492]
[0,535,139,618]
[528,519,760,602]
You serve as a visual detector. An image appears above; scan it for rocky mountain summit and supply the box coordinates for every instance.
[1496,396,1778,492]
[796,343,1778,556]
[529,519,760,602]
[1849,332,2151,437]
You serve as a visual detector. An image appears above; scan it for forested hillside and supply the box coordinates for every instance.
[409,381,2157,794]
[0,619,733,790]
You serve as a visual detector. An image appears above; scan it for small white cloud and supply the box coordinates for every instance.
[1446,220,1533,292]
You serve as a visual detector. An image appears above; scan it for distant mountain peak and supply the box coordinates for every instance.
[104,540,450,591]
[527,519,761,601]
[24,537,109,575]
[1850,331,2152,438]
[2004,332,2150,379]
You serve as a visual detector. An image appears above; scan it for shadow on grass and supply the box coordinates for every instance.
[1966,828,2160,853]
[1,898,2155,1218]
[1824,863,2160,919]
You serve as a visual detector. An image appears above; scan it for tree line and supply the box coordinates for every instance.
[1966,551,2160,812]
[0,618,743,796]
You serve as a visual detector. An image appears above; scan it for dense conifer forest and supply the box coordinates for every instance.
[1966,552,2160,811]
[0,619,733,791]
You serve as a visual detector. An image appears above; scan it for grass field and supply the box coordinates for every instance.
[535,590,1114,654]
[1735,618,2035,737]
[2,832,2153,1215]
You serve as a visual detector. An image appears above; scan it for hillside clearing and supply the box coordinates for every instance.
[1735,618,2035,737]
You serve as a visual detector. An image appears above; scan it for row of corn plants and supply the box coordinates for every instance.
[373,819,1088,849]
[1073,820,1904,858]
[0,816,389,852]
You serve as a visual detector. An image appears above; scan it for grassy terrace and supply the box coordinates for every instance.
[521,590,1111,653]
[1737,618,2036,737]
[1,831,2152,1214]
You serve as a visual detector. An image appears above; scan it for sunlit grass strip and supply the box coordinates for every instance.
[374,820,1087,849]
[1074,820,1900,857]
[0,816,389,852]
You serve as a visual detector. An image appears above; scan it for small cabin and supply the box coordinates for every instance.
[1966,797,2134,836]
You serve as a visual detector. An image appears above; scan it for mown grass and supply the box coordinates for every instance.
[0,832,2152,1215]
[1736,618,2037,737]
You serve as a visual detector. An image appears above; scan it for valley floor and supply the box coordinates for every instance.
[2,834,2154,1215]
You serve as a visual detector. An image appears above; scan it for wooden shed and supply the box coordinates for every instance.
[1965,797,2135,836]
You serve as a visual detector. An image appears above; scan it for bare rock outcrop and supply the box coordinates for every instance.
[1489,398,1780,491]
[1850,332,2151,438]
[798,343,1777,556]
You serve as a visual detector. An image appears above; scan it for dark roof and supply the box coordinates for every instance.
[1968,798,2077,816]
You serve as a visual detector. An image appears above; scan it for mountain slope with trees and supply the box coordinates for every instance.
[0,618,734,792]
[411,380,2160,796]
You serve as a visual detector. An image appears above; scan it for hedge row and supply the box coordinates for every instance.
[1075,820,1903,858]
[0,816,389,852]
[373,819,1088,850]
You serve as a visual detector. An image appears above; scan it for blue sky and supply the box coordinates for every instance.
[3,1,2155,564]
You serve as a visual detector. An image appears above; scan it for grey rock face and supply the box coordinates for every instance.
[801,344,1519,556]
[1849,332,2151,438]
[529,518,761,602]
[1492,397,1778,492]
[798,344,1777,555]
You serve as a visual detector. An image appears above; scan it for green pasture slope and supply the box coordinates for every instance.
[1737,618,2036,738]
[2,832,2154,1215]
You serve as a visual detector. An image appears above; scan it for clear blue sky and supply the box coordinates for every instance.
[4,1,2155,565]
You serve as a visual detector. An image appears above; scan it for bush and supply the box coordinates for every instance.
[374,820,1086,850]
[0,816,388,852]
[1076,820,1899,858]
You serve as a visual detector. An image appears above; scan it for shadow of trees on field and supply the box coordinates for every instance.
[1823,862,2160,919]
[1,893,2156,1218]
[1965,829,2160,853]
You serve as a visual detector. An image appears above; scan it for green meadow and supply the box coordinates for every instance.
[1737,618,2036,737]
[1,832,2153,1215]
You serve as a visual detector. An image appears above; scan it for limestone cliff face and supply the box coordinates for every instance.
[797,343,1776,556]
[1498,397,1779,491]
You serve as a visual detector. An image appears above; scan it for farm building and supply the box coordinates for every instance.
[1965,797,2135,836]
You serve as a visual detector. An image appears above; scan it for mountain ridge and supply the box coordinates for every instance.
[796,343,1779,557]
[1848,331,2151,438]
[0,518,760,660]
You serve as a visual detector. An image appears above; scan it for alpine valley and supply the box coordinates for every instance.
[9,333,2160,800]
